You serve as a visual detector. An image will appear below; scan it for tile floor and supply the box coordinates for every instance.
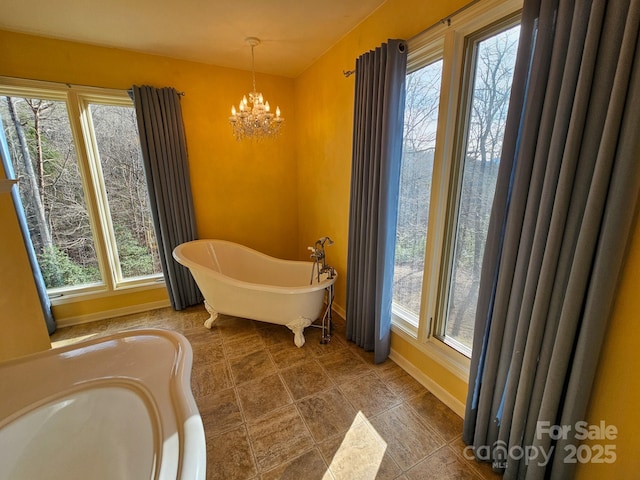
[50,305,501,480]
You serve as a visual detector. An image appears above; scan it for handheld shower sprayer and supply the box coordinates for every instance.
[315,236,334,249]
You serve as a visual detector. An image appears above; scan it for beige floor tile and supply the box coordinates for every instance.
[206,424,258,480]
[405,446,482,480]
[376,362,426,401]
[370,403,445,470]
[449,435,504,480]
[228,349,276,385]
[302,326,349,357]
[237,373,292,421]
[191,360,233,399]
[215,315,258,341]
[260,448,331,480]
[222,332,266,359]
[146,307,187,329]
[316,348,371,384]
[268,341,311,369]
[245,404,314,473]
[256,323,296,347]
[198,387,243,437]
[339,371,402,417]
[55,319,110,339]
[280,360,334,400]
[180,306,210,330]
[191,337,226,367]
[408,391,464,442]
[348,347,378,365]
[296,388,358,443]
[183,325,223,346]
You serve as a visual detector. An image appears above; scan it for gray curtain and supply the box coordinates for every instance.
[346,39,407,364]
[132,86,202,310]
[463,0,640,478]
[0,118,56,334]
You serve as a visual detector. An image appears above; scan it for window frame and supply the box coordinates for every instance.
[0,76,165,303]
[391,0,522,375]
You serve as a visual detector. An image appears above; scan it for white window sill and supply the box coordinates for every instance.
[49,278,166,306]
[391,321,471,382]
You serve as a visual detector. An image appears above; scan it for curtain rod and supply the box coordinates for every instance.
[66,82,185,96]
[0,75,187,96]
[40,78,186,96]
[343,0,481,77]
[407,0,481,42]
[125,87,185,96]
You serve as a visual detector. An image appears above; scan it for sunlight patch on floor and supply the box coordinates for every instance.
[327,411,387,479]
[51,334,97,349]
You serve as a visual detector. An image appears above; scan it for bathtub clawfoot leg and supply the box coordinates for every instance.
[203,302,219,329]
[286,317,313,348]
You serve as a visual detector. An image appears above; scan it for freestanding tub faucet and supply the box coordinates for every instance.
[308,236,336,344]
[308,236,335,284]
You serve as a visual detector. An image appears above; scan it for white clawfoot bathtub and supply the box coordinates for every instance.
[173,239,337,347]
[0,329,206,480]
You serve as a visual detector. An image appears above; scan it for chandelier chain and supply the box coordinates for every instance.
[251,44,257,93]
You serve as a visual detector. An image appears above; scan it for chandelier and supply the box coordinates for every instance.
[229,37,284,140]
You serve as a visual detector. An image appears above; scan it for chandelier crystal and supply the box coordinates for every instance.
[229,37,284,140]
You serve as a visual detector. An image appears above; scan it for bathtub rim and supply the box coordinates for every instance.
[172,239,337,294]
[0,328,206,480]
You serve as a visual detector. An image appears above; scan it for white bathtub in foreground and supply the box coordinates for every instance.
[0,329,206,480]
[173,239,337,347]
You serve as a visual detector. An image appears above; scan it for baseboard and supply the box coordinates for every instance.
[55,299,172,328]
[389,348,466,419]
[332,302,346,320]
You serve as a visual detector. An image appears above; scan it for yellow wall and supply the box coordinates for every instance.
[575,210,640,478]
[0,179,50,361]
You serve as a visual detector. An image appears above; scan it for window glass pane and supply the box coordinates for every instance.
[1,96,103,290]
[89,103,162,281]
[393,59,443,324]
[445,25,520,351]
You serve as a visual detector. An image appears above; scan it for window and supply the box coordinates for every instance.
[444,24,521,353]
[394,59,443,326]
[392,0,522,359]
[0,78,163,299]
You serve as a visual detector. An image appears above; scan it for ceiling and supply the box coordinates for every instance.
[0,0,387,78]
